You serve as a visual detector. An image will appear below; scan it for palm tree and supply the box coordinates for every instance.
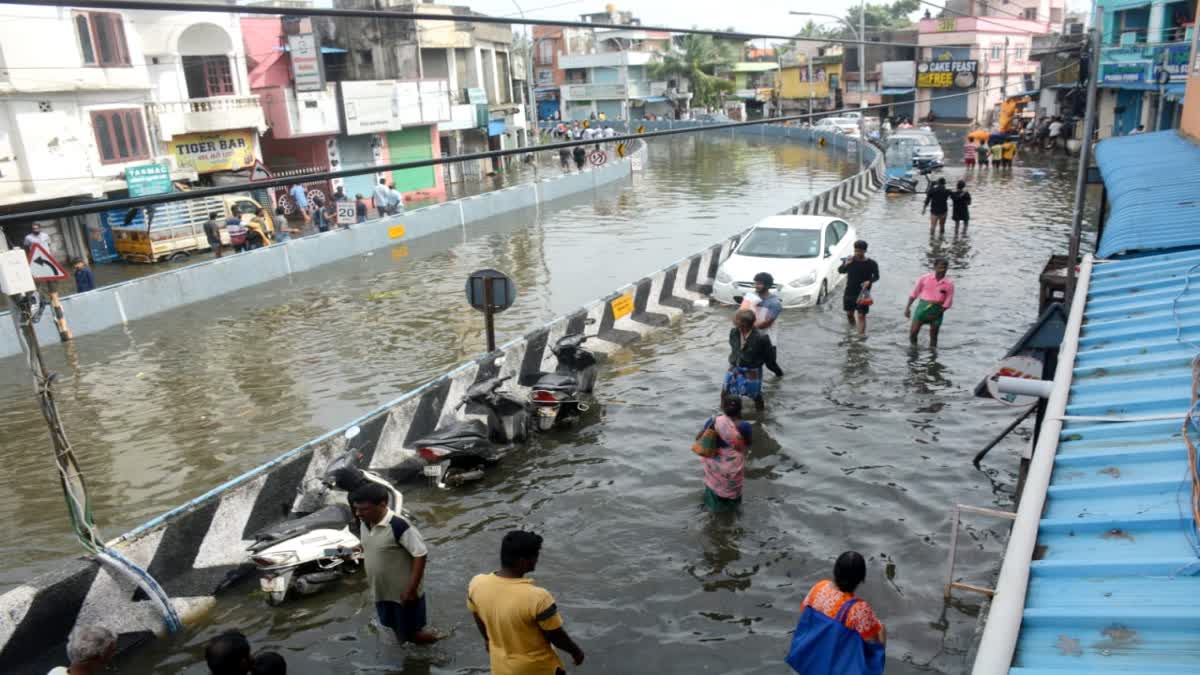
[648,33,738,113]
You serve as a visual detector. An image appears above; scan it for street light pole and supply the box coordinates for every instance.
[790,9,866,169]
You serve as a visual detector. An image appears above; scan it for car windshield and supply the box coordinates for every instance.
[737,228,821,259]
[894,133,938,146]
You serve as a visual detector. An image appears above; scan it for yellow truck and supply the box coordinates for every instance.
[112,194,271,263]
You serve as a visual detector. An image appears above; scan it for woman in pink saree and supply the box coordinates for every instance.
[696,396,753,512]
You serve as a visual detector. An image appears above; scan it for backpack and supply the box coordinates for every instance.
[785,599,885,675]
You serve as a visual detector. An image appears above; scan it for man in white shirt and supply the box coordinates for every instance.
[738,272,785,377]
[603,126,616,139]
[372,178,391,219]
[23,222,49,252]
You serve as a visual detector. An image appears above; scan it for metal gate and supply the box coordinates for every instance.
[931,88,969,119]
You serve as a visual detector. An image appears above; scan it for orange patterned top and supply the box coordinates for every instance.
[801,579,884,642]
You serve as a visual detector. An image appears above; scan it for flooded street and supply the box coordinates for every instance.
[1,129,1094,674]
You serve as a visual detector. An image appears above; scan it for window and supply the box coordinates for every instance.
[91,108,149,164]
[1023,7,1038,20]
[1050,7,1063,23]
[823,224,838,254]
[1014,46,1025,61]
[737,228,820,259]
[74,12,130,67]
[990,45,1003,60]
[537,40,555,65]
[832,220,849,241]
[182,55,234,99]
[537,69,553,84]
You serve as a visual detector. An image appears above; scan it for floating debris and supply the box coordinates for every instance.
[1102,528,1135,542]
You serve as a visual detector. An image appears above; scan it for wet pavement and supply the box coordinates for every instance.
[0,128,1096,674]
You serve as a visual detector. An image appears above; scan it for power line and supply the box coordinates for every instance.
[0,58,1078,225]
[1,0,926,49]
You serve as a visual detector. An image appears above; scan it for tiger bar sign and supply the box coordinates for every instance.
[916,60,978,89]
[170,129,257,174]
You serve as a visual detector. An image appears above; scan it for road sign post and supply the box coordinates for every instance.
[335,200,357,228]
[465,269,517,353]
[25,242,72,341]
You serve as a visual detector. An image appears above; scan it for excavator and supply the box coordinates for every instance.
[998,94,1033,134]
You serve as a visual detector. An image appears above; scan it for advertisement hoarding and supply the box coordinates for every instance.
[916,60,978,88]
[285,17,325,93]
[881,61,916,88]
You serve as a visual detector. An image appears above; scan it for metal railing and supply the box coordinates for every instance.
[148,95,262,115]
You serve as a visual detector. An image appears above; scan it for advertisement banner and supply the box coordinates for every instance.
[341,80,404,135]
[285,17,325,93]
[882,61,916,88]
[170,130,257,173]
[917,60,978,88]
[125,162,172,197]
[1100,61,1148,84]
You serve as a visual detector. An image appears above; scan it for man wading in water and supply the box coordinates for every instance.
[905,258,955,347]
[725,309,771,410]
[922,177,950,237]
[837,240,879,336]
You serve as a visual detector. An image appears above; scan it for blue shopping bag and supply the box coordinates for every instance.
[785,599,886,675]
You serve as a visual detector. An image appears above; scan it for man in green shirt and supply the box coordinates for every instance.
[351,483,441,645]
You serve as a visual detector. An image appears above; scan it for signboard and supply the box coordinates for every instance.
[285,17,325,93]
[341,80,405,135]
[419,80,452,123]
[466,87,488,105]
[487,119,506,136]
[170,130,257,173]
[936,17,957,32]
[466,269,517,312]
[881,61,916,88]
[1100,61,1148,84]
[985,355,1044,407]
[588,150,607,166]
[917,60,978,88]
[335,200,356,226]
[610,292,634,319]
[566,83,627,100]
[25,242,67,282]
[125,162,172,197]
[1164,44,1190,80]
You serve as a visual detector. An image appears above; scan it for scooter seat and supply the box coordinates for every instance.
[532,373,578,391]
[249,504,353,549]
[411,418,489,446]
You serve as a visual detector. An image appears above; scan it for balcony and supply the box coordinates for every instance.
[561,81,652,101]
[256,84,340,139]
[148,96,267,141]
[558,51,654,69]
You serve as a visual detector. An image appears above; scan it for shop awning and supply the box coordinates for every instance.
[1095,130,1200,257]
[637,96,671,103]
[880,88,914,95]
[274,45,349,54]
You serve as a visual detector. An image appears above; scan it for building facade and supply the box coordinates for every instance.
[0,5,265,264]
[1094,0,1194,137]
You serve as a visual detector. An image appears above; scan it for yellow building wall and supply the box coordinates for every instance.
[780,66,830,100]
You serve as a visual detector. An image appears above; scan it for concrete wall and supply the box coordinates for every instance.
[0,126,884,673]
[0,140,647,359]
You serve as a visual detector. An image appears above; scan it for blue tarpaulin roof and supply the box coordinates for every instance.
[1096,130,1200,257]
[880,88,914,95]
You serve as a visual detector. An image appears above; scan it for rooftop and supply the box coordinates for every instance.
[1007,248,1200,673]
[1095,130,1200,258]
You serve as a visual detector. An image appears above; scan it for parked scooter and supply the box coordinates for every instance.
[410,374,527,487]
[529,331,598,431]
[246,426,403,605]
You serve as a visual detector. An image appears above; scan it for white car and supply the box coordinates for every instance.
[815,117,861,137]
[711,215,858,308]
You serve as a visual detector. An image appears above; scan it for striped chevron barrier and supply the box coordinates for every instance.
[0,124,884,673]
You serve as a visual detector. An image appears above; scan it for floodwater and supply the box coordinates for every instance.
[0,129,1094,674]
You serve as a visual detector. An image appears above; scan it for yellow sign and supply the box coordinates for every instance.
[637,125,646,134]
[610,293,634,319]
[391,245,409,259]
[818,137,827,146]
[937,17,956,32]
[169,129,257,174]
[388,224,406,239]
[918,72,955,88]
[616,142,626,158]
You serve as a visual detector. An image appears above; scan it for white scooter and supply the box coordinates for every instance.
[247,426,404,605]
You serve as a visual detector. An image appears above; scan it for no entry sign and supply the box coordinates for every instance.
[589,150,607,166]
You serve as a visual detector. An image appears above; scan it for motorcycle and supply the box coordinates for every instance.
[528,331,598,432]
[410,374,528,488]
[247,426,404,605]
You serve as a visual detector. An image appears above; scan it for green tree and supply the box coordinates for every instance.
[838,0,921,37]
[648,33,738,111]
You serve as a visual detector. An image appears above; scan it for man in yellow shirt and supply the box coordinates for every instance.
[1001,139,1017,169]
[468,531,585,675]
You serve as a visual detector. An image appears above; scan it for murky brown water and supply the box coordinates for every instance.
[1,130,1095,673]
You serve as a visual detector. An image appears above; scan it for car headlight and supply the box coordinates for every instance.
[716,269,732,283]
[789,271,817,287]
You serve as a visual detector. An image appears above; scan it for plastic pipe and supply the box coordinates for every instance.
[971,254,1093,674]
[996,376,1054,399]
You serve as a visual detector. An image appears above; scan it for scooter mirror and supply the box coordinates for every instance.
[344,426,361,442]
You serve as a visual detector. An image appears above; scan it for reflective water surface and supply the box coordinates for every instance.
[0,131,1093,674]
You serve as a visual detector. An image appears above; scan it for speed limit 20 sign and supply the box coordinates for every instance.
[335,200,357,226]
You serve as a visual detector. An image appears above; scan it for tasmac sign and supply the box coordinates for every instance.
[916,59,978,88]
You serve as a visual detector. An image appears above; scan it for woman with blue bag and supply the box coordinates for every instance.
[786,551,886,674]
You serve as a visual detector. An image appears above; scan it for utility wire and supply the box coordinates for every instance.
[3,0,927,49]
[0,59,1078,226]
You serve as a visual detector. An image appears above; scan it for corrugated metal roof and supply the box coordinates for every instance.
[1011,248,1200,673]
[1095,130,1200,258]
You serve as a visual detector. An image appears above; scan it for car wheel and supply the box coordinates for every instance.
[817,280,828,305]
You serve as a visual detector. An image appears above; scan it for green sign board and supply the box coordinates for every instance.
[466,87,488,105]
[125,163,173,197]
